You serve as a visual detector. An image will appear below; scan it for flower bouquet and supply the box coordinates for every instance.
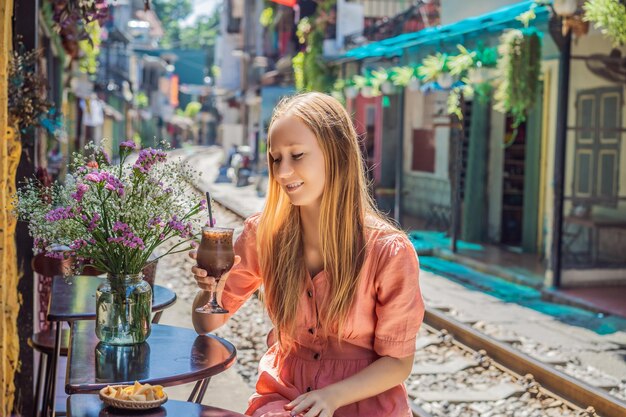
[15,141,207,345]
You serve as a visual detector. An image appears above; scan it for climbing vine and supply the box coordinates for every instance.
[493,28,542,128]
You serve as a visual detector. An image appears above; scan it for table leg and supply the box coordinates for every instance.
[152,311,163,324]
[187,377,211,403]
[188,380,201,402]
[39,352,53,417]
[195,377,211,404]
[50,322,62,417]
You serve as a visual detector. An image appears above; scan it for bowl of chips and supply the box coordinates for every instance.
[99,381,167,410]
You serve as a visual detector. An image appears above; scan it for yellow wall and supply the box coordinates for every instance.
[0,0,20,414]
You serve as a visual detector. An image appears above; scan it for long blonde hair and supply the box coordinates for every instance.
[257,92,397,351]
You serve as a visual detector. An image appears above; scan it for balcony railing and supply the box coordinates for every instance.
[345,0,440,48]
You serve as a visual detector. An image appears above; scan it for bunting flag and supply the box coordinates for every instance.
[269,0,297,7]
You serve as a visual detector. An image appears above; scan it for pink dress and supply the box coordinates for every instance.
[221,214,424,417]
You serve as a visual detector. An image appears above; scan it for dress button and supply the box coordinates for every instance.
[306,387,312,392]
[313,353,320,360]
[307,290,313,298]
[308,328,314,334]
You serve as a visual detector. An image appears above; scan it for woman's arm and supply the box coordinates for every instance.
[285,354,414,416]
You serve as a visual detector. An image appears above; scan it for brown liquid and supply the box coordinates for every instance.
[196,228,235,280]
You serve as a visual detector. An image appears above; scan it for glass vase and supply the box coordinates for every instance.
[96,273,152,345]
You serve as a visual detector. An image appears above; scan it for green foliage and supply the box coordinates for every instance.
[179,11,220,49]
[516,7,536,28]
[211,65,221,79]
[78,21,101,74]
[292,52,305,90]
[583,0,626,46]
[184,101,202,118]
[260,7,274,28]
[494,29,542,128]
[448,45,476,76]
[135,92,149,109]
[291,0,337,92]
[390,66,417,87]
[152,0,194,48]
[418,53,449,82]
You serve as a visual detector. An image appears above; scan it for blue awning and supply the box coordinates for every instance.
[339,0,551,62]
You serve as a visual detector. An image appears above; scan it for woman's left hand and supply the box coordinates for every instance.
[284,388,339,417]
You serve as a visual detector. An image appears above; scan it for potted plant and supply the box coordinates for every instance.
[583,0,626,46]
[16,142,208,345]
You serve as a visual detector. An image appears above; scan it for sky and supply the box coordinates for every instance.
[181,0,221,27]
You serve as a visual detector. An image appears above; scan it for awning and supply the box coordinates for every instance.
[338,0,551,62]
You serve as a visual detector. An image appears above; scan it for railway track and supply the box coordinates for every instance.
[183,150,626,417]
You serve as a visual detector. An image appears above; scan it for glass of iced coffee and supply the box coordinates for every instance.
[195,227,235,314]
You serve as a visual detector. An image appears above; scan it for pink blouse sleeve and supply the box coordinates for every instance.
[373,234,424,358]
[220,214,263,316]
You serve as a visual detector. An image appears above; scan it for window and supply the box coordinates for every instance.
[574,88,622,205]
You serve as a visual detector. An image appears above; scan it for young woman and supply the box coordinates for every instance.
[191,92,424,417]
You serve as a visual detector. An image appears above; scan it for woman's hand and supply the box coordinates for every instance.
[284,388,339,417]
[189,250,241,292]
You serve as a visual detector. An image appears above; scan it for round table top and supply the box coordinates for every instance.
[65,322,237,394]
[47,275,176,321]
[67,394,247,417]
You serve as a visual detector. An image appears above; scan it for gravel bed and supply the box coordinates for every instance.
[414,392,583,417]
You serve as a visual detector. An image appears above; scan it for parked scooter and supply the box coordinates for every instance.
[228,146,253,187]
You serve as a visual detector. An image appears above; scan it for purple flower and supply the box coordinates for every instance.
[120,140,137,150]
[168,216,194,238]
[71,183,89,202]
[199,199,207,210]
[69,239,88,250]
[44,251,65,260]
[99,150,111,164]
[108,222,145,249]
[87,213,101,232]
[148,217,164,228]
[112,221,130,233]
[82,171,124,196]
[84,172,102,182]
[45,206,75,222]
[132,148,167,174]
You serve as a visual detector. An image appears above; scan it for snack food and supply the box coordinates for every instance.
[99,381,167,409]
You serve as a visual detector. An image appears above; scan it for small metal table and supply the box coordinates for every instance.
[67,394,246,417]
[65,321,236,401]
[43,275,177,417]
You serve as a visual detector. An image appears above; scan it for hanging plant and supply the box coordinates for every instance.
[291,0,337,92]
[583,0,626,46]
[389,66,417,87]
[418,53,450,82]
[78,21,101,74]
[494,28,542,128]
[448,45,476,76]
[8,46,54,134]
[50,0,109,58]
[447,84,475,120]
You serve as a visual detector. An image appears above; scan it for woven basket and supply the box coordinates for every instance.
[99,386,168,410]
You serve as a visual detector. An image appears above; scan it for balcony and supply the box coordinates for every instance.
[344,0,440,48]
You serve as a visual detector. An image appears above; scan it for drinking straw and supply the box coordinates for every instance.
[206,191,214,227]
